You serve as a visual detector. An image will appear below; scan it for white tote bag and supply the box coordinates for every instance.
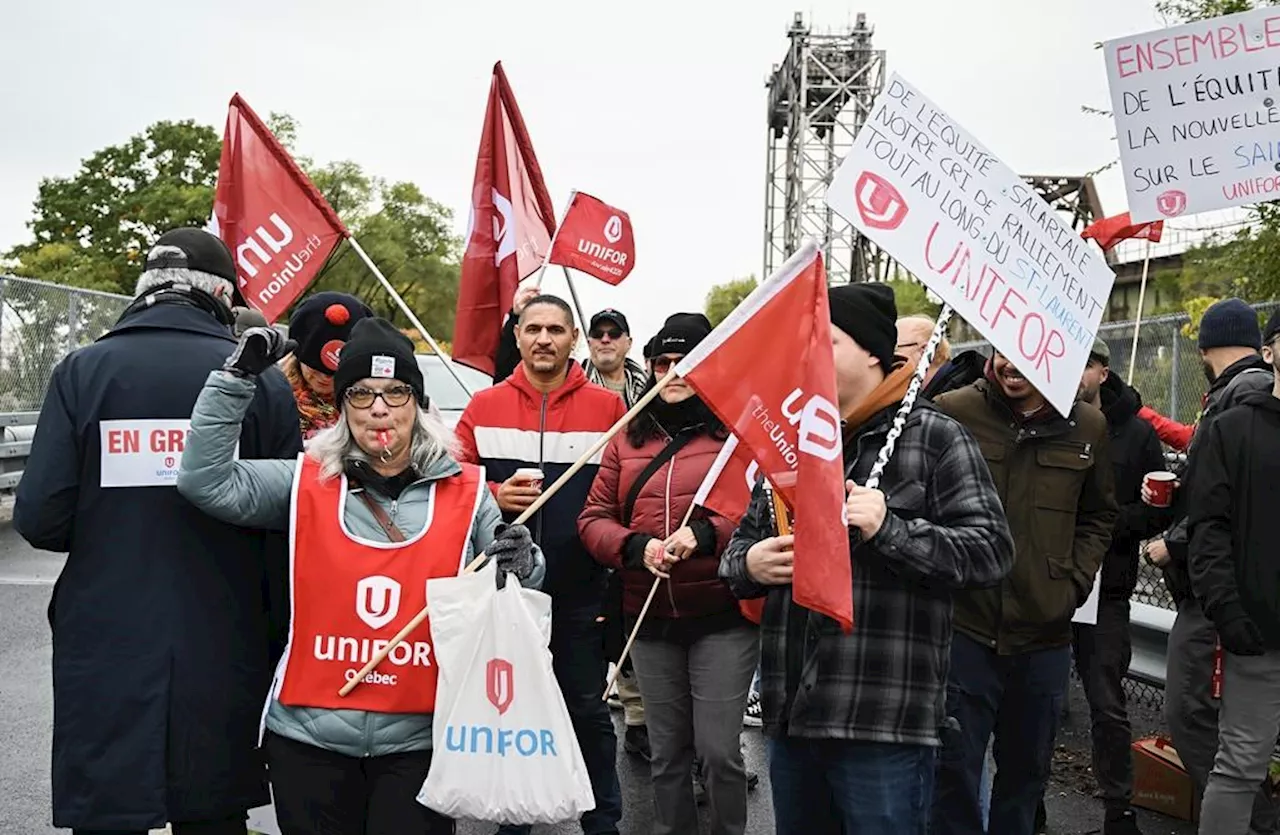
[418,563,595,823]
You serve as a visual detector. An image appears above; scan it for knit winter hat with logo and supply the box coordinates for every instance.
[333,317,426,407]
[289,292,374,375]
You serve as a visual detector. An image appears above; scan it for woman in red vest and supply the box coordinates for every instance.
[578,313,759,835]
[178,318,541,835]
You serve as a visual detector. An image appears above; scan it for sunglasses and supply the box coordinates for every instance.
[590,327,624,340]
[651,355,684,373]
[344,385,414,409]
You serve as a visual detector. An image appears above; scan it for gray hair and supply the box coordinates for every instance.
[134,264,234,307]
[307,401,460,481]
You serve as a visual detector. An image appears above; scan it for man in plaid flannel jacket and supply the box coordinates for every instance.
[719,283,1013,834]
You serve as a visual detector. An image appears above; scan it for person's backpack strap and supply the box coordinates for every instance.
[621,431,698,528]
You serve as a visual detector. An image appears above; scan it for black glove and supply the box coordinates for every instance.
[224,326,295,378]
[1216,604,1266,656]
[488,523,535,589]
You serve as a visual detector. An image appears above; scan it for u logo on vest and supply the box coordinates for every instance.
[356,576,401,630]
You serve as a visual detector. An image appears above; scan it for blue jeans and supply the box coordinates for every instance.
[498,603,621,835]
[767,736,936,835]
[931,632,1071,835]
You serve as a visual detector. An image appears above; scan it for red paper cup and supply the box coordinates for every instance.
[1144,471,1177,507]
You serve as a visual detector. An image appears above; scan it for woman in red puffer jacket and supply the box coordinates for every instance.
[579,313,758,835]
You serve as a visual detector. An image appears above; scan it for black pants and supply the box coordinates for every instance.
[1071,596,1135,811]
[74,816,246,835]
[265,731,455,835]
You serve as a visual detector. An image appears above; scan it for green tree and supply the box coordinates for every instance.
[1155,0,1253,22]
[5,120,220,294]
[3,115,462,338]
[885,278,940,318]
[704,276,757,326]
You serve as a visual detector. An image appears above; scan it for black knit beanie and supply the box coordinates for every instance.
[651,313,713,356]
[827,283,898,369]
[1198,298,1261,351]
[333,318,426,407]
[288,292,374,374]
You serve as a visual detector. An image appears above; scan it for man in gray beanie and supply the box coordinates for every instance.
[720,282,1013,833]
[1145,297,1277,833]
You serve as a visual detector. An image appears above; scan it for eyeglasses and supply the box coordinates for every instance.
[651,355,684,373]
[344,385,414,409]
[590,327,624,341]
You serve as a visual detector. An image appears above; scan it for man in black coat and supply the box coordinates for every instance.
[1070,339,1172,834]
[14,228,302,835]
[1187,309,1280,834]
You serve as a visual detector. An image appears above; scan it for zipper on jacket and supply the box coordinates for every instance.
[536,393,548,544]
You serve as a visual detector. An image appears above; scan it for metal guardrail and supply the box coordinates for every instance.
[0,411,37,492]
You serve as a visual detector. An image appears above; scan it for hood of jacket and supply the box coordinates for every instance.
[506,359,590,405]
[923,349,988,400]
[1099,372,1140,429]
[1210,354,1272,397]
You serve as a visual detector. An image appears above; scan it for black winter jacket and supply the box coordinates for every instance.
[1097,374,1174,598]
[1163,354,1273,603]
[1187,390,1280,648]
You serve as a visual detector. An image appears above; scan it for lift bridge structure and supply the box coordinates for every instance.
[764,13,1105,286]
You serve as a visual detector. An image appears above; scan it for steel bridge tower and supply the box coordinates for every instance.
[764,12,886,285]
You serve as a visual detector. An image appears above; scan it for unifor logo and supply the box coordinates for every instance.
[781,389,842,462]
[487,658,514,715]
[355,576,401,630]
[854,170,909,231]
[603,215,623,244]
[163,456,175,468]
[463,188,516,267]
[1156,189,1187,218]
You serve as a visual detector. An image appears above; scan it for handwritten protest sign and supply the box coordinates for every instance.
[826,73,1115,416]
[1105,7,1280,221]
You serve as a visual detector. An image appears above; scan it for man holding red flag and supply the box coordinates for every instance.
[453,63,557,377]
[682,243,1012,832]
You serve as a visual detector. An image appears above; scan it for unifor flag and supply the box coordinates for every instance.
[1081,212,1164,252]
[453,62,557,376]
[675,241,852,631]
[547,190,636,285]
[211,93,347,323]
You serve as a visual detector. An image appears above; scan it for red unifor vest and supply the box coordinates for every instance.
[276,454,484,714]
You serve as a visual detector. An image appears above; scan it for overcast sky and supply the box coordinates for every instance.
[0,0,1178,348]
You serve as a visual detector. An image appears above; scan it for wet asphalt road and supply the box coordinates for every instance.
[0,516,1193,834]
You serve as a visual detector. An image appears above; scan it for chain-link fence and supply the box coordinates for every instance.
[0,275,131,412]
[954,304,1280,710]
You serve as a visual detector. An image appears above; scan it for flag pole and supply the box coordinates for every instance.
[347,236,473,396]
[865,303,954,490]
[602,500,699,700]
[1127,238,1153,386]
[339,366,681,697]
[560,265,591,335]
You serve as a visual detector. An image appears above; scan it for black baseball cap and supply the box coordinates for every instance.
[589,308,630,334]
[144,227,245,305]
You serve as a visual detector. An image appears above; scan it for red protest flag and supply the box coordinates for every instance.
[547,191,636,285]
[675,241,852,631]
[1081,212,1164,252]
[691,434,758,524]
[452,62,557,376]
[211,94,348,324]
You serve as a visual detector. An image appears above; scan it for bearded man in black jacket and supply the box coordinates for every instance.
[1187,310,1280,835]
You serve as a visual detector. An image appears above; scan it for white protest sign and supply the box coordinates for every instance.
[1105,8,1280,222]
[826,73,1116,416]
[99,419,237,488]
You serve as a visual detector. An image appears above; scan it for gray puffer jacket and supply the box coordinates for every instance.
[177,370,544,757]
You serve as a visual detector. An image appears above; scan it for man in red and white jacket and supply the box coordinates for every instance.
[456,293,626,835]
